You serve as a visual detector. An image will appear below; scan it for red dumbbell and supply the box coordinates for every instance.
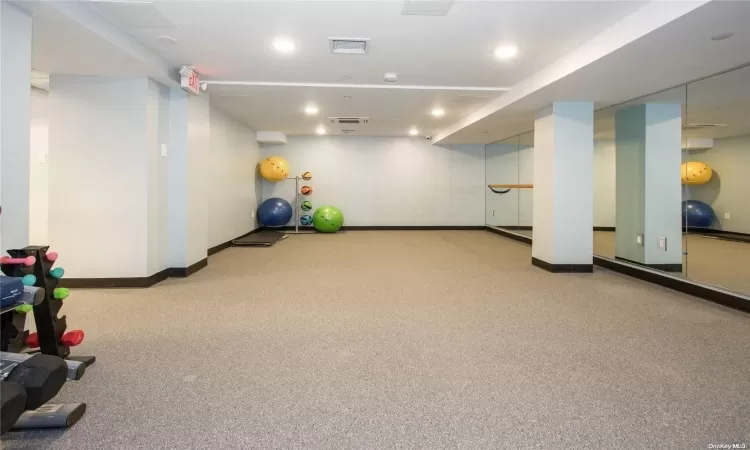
[27,330,85,348]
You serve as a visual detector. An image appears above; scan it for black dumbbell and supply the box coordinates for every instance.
[0,354,67,410]
[1,381,27,434]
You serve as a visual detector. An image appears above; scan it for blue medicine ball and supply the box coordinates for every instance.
[300,215,313,225]
[258,198,293,227]
[682,200,714,229]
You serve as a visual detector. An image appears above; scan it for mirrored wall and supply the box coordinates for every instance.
[594,65,749,295]
[485,131,533,237]
[486,65,749,296]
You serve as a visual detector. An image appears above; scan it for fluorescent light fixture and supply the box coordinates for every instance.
[409,127,419,136]
[304,105,319,115]
[431,107,445,117]
[272,37,295,53]
[316,125,326,135]
[494,44,518,59]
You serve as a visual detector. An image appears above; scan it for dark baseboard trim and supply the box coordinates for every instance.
[63,256,211,289]
[698,229,750,237]
[170,258,208,278]
[343,225,485,231]
[208,228,262,256]
[489,226,616,232]
[265,225,486,231]
[485,226,533,245]
[594,256,749,313]
[60,268,171,289]
[492,225,533,231]
[531,257,593,273]
[615,256,682,273]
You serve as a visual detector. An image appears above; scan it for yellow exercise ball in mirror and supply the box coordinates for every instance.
[259,156,289,182]
[681,161,712,185]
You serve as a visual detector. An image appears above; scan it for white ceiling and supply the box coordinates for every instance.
[25,1,154,78]
[444,0,750,144]
[80,0,645,137]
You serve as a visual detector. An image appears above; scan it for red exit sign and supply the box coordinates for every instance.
[179,66,201,95]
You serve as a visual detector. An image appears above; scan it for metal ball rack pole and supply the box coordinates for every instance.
[286,175,315,235]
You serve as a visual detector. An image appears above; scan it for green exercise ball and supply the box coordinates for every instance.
[312,205,344,233]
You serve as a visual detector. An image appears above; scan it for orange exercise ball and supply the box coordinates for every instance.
[259,156,289,182]
[681,161,712,185]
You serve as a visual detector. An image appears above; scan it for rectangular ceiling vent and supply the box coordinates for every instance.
[329,38,370,55]
[328,117,370,125]
[682,123,727,130]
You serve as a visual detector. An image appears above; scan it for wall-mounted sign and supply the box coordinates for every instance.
[179,66,201,95]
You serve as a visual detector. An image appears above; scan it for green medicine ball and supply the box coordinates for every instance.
[312,206,344,233]
[300,200,312,211]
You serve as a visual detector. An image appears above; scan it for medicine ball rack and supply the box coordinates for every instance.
[285,174,316,235]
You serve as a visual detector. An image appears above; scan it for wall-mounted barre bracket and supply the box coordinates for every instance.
[488,184,533,194]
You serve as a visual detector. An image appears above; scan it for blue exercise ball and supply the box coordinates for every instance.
[682,200,714,228]
[258,198,293,227]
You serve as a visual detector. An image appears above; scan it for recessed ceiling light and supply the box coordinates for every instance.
[710,33,734,41]
[409,127,419,136]
[430,107,445,117]
[494,44,518,59]
[316,125,326,135]
[304,105,319,115]
[272,36,295,53]
[156,35,177,45]
[384,73,399,83]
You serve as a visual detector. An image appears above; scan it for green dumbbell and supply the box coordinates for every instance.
[14,304,33,314]
[21,274,37,286]
[53,288,70,300]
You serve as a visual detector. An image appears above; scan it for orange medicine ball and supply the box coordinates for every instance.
[301,186,313,195]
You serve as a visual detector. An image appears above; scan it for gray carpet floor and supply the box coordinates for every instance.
[2,231,749,449]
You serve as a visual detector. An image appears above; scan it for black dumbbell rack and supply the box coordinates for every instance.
[0,246,95,367]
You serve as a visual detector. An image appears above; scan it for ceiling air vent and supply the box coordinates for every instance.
[682,123,726,130]
[329,38,370,55]
[328,117,370,125]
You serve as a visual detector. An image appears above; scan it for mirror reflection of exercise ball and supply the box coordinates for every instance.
[682,200,714,228]
[258,198,293,227]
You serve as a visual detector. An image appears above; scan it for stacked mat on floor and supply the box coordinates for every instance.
[231,230,287,247]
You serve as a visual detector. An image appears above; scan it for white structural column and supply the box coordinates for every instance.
[532,102,594,272]
[167,89,209,271]
[615,104,682,271]
[0,3,32,253]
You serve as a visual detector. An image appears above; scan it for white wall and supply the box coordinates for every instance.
[207,106,261,247]
[48,76,151,278]
[261,136,485,226]
[686,135,750,234]
[29,87,49,245]
[0,3,32,253]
